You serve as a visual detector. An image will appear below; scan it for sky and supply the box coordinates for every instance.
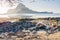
[0,0,60,14]
[22,0,60,13]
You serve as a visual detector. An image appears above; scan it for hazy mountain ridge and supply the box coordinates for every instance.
[7,3,53,14]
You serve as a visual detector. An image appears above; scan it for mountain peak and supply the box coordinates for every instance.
[7,3,53,14]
